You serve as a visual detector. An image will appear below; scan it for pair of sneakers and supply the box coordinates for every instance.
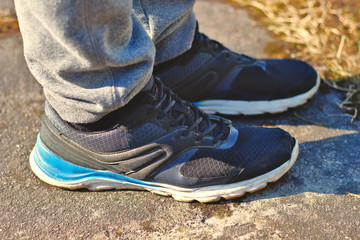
[30,30,320,203]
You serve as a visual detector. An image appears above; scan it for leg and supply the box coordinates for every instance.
[132,0,197,64]
[15,0,155,123]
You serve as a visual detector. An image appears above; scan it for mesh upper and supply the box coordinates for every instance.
[230,59,316,98]
[180,126,285,178]
[156,52,212,87]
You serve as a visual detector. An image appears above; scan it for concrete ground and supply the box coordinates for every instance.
[1,0,359,239]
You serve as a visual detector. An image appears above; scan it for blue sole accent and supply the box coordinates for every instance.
[32,135,152,187]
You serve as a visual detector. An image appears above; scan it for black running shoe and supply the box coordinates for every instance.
[30,78,298,203]
[154,27,320,115]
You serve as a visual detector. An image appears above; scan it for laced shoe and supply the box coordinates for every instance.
[154,27,320,115]
[30,78,298,203]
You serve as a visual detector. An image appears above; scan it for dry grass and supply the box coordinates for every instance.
[232,0,360,120]
[233,0,360,80]
[0,14,19,38]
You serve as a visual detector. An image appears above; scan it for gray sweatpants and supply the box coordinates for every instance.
[15,0,196,123]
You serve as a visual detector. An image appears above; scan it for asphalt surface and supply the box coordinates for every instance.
[1,0,359,239]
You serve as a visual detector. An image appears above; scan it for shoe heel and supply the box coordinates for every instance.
[29,135,148,190]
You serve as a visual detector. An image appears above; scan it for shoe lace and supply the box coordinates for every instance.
[150,78,229,143]
[198,32,254,64]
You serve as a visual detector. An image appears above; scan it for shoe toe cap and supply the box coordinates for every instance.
[281,59,318,96]
[233,131,296,182]
[229,58,318,100]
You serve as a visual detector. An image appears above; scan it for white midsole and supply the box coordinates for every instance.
[196,72,320,115]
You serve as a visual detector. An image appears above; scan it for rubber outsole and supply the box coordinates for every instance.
[29,137,299,203]
[194,71,320,115]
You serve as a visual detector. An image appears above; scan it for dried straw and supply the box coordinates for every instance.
[233,0,360,81]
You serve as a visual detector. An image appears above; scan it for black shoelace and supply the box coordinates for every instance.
[150,78,228,143]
